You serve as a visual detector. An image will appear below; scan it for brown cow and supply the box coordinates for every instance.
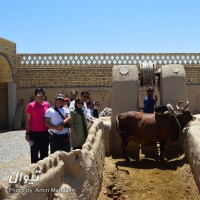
[116,101,195,161]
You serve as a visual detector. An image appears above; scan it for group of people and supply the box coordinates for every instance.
[25,88,100,163]
[25,86,156,164]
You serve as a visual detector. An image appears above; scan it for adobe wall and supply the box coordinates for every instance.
[184,115,200,192]
[0,119,105,200]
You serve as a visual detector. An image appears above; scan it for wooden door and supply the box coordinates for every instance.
[0,83,8,129]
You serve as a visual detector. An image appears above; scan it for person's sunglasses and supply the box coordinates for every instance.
[56,98,64,101]
[78,102,84,105]
[83,95,89,98]
[36,93,44,97]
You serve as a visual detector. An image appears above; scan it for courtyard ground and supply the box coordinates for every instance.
[98,144,200,200]
[0,130,199,200]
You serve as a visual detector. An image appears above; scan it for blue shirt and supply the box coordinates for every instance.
[143,96,157,113]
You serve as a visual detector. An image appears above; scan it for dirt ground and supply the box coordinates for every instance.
[98,144,200,200]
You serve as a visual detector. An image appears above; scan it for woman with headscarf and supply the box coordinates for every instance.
[70,98,88,150]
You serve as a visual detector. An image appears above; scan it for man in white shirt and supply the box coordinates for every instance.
[87,100,95,119]
[45,94,71,153]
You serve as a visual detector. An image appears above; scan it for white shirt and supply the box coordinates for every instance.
[45,106,69,134]
[87,108,94,118]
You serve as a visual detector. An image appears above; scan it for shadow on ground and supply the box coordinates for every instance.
[113,143,187,171]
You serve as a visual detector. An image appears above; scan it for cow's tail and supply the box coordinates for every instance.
[116,114,130,161]
[116,114,120,132]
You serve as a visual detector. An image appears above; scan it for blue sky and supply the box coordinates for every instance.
[1,0,200,53]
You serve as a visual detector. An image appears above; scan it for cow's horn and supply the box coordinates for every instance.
[166,103,175,114]
[183,101,189,111]
[167,103,174,111]
[176,101,184,111]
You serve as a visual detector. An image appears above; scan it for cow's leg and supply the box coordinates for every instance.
[120,131,130,162]
[159,141,166,161]
[155,142,160,161]
[134,144,140,161]
[121,141,130,162]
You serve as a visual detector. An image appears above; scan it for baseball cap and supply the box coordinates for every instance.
[64,97,70,101]
[55,94,65,100]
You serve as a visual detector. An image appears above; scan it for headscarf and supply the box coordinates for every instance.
[75,99,88,138]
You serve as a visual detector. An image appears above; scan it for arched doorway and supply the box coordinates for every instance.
[0,54,13,129]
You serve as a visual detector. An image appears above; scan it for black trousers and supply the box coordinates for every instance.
[30,131,49,163]
[73,146,82,150]
[49,133,70,154]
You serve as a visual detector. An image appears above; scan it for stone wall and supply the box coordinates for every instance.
[0,119,105,200]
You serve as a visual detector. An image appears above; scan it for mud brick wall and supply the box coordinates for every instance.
[184,115,200,192]
[16,65,112,88]
[185,67,200,85]
[0,119,105,200]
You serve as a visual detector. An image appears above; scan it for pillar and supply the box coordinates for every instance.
[8,83,17,129]
[111,65,139,153]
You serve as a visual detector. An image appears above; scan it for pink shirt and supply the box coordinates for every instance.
[26,101,50,132]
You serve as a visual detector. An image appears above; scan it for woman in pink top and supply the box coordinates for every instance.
[26,88,50,163]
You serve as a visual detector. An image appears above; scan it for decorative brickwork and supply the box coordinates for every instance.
[17,53,200,67]
[0,38,17,82]
[17,65,112,88]
[16,53,200,88]
[0,38,16,54]
[185,68,200,85]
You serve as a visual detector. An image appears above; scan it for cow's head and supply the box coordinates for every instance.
[176,101,195,128]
